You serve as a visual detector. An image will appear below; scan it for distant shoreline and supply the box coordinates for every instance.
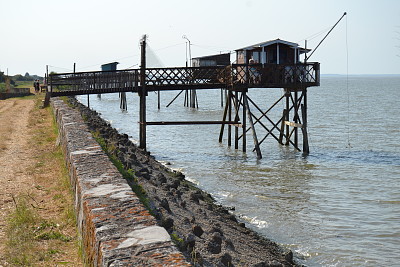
[321,73,400,77]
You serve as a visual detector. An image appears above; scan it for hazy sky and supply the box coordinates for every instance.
[1,0,399,76]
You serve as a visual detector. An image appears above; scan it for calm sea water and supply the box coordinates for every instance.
[78,75,400,266]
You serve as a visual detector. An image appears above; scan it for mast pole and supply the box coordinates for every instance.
[306,12,347,61]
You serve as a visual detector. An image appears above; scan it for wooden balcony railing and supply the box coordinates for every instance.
[232,62,320,88]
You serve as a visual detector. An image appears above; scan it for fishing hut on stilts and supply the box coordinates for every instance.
[218,39,319,159]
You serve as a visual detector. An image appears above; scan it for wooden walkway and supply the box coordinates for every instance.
[47,60,320,159]
[48,63,319,96]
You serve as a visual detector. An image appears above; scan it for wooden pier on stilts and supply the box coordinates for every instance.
[46,35,320,159]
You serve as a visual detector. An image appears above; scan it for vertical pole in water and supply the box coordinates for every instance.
[228,91,232,147]
[139,35,147,150]
[220,88,224,107]
[285,89,290,145]
[294,89,298,147]
[234,90,239,149]
[219,89,230,143]
[195,90,199,109]
[279,109,286,144]
[242,90,247,153]
[120,92,127,110]
[158,91,161,110]
[190,90,196,108]
[302,88,309,154]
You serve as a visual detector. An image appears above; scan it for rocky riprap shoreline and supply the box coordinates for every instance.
[67,96,297,267]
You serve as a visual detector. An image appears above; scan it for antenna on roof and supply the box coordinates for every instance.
[306,12,347,61]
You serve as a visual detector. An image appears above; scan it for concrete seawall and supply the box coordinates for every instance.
[51,98,190,266]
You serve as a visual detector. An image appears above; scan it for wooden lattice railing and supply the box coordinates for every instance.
[232,62,320,88]
[49,63,319,96]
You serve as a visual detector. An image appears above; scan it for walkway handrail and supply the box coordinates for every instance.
[144,66,228,87]
[49,63,320,96]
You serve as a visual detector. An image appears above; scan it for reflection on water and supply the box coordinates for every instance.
[78,76,400,266]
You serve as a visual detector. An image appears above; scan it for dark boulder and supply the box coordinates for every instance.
[161,217,174,231]
[160,198,171,213]
[192,225,204,237]
[211,232,222,245]
[220,253,232,266]
[207,241,221,254]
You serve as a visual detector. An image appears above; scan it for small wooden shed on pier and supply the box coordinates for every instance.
[192,53,231,67]
[235,39,310,65]
[101,62,119,71]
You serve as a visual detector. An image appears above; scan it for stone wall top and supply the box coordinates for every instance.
[51,98,190,266]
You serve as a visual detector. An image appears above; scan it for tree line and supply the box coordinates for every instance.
[1,72,44,92]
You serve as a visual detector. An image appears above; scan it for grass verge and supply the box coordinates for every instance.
[4,95,83,266]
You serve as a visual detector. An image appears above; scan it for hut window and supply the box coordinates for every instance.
[252,52,260,63]
[280,49,288,64]
[268,49,277,64]
[237,51,245,64]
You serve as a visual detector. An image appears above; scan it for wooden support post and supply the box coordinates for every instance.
[139,35,147,150]
[88,68,92,108]
[166,90,184,108]
[234,91,239,149]
[228,91,232,147]
[139,93,146,149]
[220,88,224,107]
[44,74,53,107]
[243,92,262,159]
[294,90,298,147]
[285,89,290,145]
[44,92,51,107]
[190,89,196,108]
[279,109,286,144]
[120,92,127,110]
[242,91,247,153]
[158,91,161,110]
[219,90,230,143]
[301,88,309,154]
[195,90,199,109]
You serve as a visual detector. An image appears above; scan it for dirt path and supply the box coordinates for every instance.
[0,98,36,257]
[0,96,82,266]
